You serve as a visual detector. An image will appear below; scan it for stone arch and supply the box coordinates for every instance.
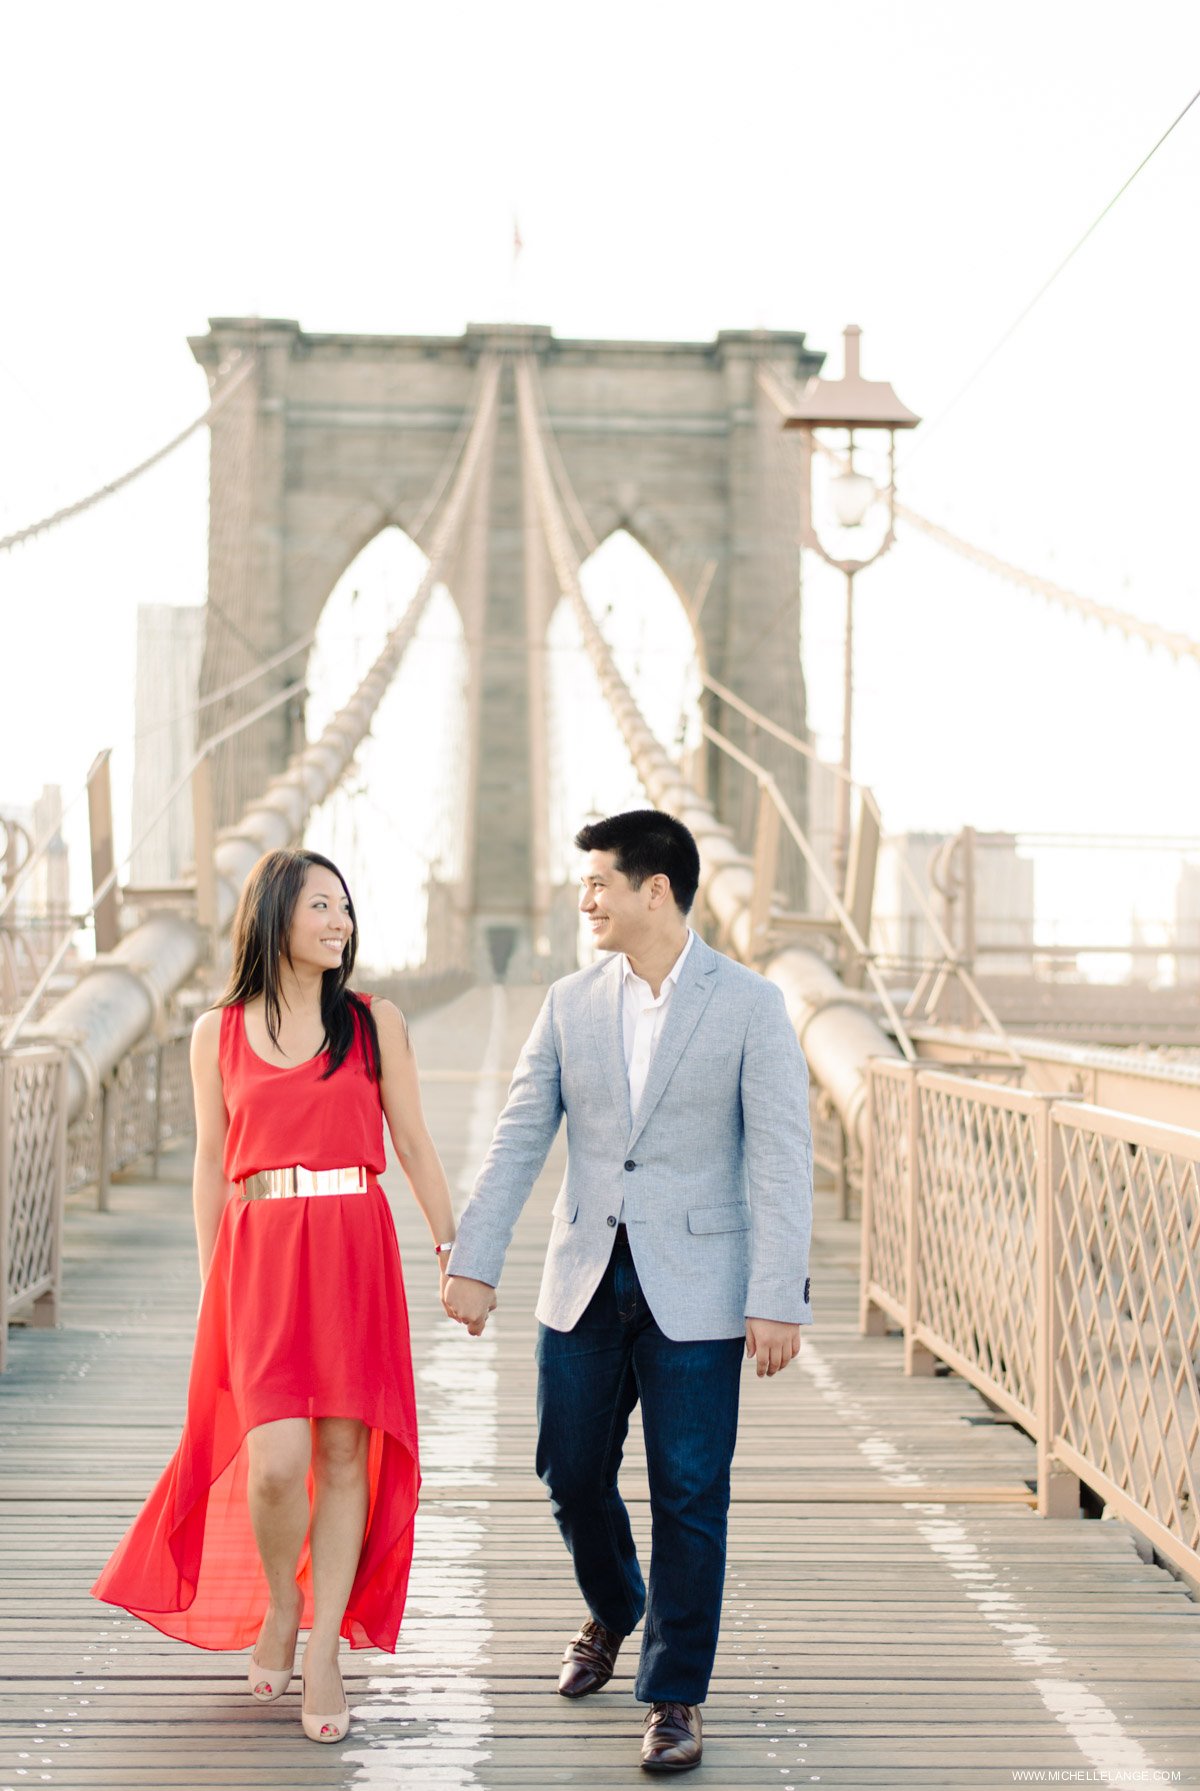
[575,526,704,754]
[303,523,432,737]
[585,518,710,671]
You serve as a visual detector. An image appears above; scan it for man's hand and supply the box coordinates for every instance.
[745,1318,802,1378]
[443,1274,498,1337]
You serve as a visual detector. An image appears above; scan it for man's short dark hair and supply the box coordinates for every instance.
[574,809,701,914]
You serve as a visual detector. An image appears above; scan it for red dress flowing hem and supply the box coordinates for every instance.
[91,1153,421,1653]
[92,1404,419,1653]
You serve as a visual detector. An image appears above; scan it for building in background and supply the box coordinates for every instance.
[130,605,204,887]
[1176,862,1200,987]
[874,829,1035,977]
[1,785,72,1013]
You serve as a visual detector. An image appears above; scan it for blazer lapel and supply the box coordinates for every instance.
[590,957,632,1135]
[627,938,718,1151]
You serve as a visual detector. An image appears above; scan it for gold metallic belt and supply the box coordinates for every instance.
[240,1164,369,1200]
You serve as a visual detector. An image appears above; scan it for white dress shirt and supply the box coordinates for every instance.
[618,929,694,1218]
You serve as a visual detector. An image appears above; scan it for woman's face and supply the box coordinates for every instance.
[287,864,353,972]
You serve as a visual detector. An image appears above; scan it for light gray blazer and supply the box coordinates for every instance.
[448,934,813,1341]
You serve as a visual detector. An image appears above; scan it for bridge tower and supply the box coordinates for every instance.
[189,319,823,978]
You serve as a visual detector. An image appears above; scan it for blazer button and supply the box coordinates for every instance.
[607,1214,617,1227]
[624,1159,636,1171]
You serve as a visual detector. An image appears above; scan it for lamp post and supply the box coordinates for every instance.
[782,325,920,897]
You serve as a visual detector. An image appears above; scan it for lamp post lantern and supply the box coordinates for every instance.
[783,325,920,896]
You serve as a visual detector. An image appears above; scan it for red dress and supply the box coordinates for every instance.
[91,998,420,1651]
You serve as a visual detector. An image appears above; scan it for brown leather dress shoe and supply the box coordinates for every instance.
[557,1617,626,1697]
[641,1701,703,1772]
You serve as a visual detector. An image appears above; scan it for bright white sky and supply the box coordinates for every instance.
[2,1,1198,966]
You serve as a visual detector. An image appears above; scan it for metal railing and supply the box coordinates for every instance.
[1,1024,195,1371]
[0,1044,68,1372]
[66,1026,196,1210]
[861,1057,1200,1584]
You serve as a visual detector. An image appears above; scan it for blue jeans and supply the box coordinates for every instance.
[535,1225,743,1704]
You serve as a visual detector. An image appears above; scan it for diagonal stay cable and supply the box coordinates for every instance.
[1,676,305,1048]
[907,83,1200,460]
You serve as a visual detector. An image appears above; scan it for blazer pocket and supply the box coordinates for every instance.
[552,1195,579,1225]
[687,1202,752,1235]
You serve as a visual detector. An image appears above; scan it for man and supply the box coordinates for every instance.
[444,809,812,1773]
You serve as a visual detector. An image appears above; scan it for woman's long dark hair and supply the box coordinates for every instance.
[219,848,381,1080]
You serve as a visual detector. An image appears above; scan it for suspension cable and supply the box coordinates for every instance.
[762,362,1200,668]
[895,501,1200,667]
[0,353,255,554]
[907,83,1200,458]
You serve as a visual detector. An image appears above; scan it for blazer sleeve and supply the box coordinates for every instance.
[740,979,814,1325]
[445,984,564,1287]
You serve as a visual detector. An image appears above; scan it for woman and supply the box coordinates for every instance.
[92,847,461,1744]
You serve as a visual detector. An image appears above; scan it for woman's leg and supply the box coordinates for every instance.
[246,1418,311,1666]
[304,1416,370,1711]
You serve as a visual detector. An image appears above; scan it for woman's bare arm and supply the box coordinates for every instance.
[374,999,457,1256]
[190,1009,232,1286]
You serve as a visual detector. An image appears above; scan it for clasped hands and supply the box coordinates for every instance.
[441,1273,497,1337]
[443,1271,800,1377]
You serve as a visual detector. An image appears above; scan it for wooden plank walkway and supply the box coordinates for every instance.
[3,983,1200,1790]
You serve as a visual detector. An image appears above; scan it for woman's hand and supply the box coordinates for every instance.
[442,1274,497,1336]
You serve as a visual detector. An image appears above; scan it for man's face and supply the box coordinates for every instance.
[578,849,650,955]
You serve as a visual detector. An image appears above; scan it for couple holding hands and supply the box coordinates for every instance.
[93,807,813,1773]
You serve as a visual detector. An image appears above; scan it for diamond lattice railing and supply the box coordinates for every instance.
[861,1061,1200,1577]
[865,1061,911,1312]
[158,1035,195,1145]
[110,1049,158,1173]
[915,1077,1039,1420]
[3,1049,63,1310]
[1052,1108,1200,1560]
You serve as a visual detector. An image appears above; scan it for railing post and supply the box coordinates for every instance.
[87,749,120,956]
[1036,1096,1080,1517]
[904,1068,936,1375]
[842,790,880,990]
[191,754,217,938]
[748,785,780,963]
[151,1042,165,1178]
[32,1051,67,1329]
[97,1077,113,1213]
[858,1061,888,1335]
[835,1116,849,1223]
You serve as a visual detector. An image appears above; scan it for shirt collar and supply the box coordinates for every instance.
[621,927,695,990]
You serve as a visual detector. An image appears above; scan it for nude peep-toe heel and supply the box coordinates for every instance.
[300,1657,350,1743]
[247,1612,299,1703]
[248,1649,296,1703]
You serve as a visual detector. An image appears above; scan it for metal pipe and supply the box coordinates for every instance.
[515,356,900,1152]
[32,358,501,1123]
